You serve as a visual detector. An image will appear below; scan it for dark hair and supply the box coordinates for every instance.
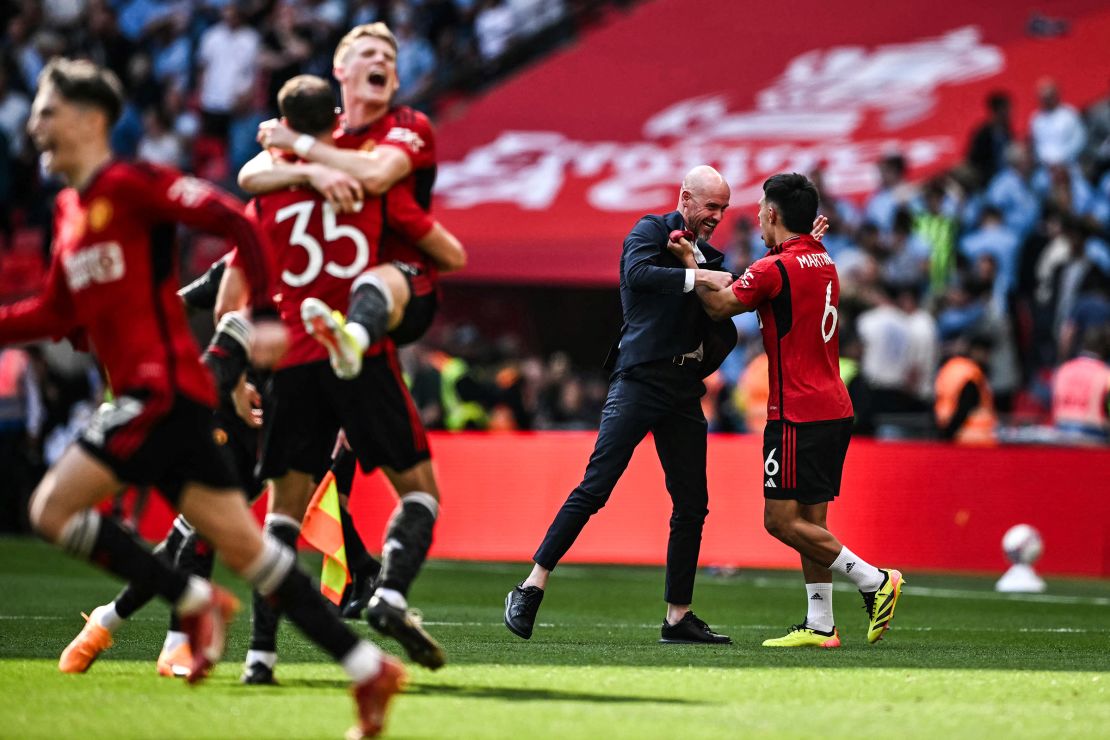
[278,75,337,137]
[39,58,124,126]
[762,173,818,234]
[987,91,1011,113]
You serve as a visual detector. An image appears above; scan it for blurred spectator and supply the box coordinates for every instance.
[863,153,914,233]
[136,105,184,167]
[259,1,315,110]
[966,91,1013,186]
[474,0,517,64]
[856,284,934,415]
[395,20,438,103]
[508,0,567,37]
[196,3,260,140]
[882,208,930,290]
[914,179,958,296]
[0,347,44,533]
[1051,326,1110,444]
[986,142,1041,238]
[722,217,759,274]
[1085,78,1110,180]
[1030,78,1086,166]
[935,335,998,445]
[960,205,1021,301]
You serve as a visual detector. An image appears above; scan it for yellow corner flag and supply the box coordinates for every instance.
[301,471,351,605]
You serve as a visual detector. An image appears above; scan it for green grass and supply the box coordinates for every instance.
[0,538,1107,738]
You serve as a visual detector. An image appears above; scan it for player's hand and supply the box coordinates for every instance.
[257,118,298,152]
[811,214,829,241]
[694,270,735,291]
[232,376,263,429]
[306,165,363,213]
[666,231,697,266]
[250,319,289,369]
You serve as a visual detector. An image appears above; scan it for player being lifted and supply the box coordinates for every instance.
[6,58,404,738]
[236,22,464,659]
[222,73,463,681]
[668,173,904,647]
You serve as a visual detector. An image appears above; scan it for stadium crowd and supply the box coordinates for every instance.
[1,3,1109,536]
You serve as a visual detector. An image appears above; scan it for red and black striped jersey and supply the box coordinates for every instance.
[732,234,853,423]
[0,161,273,407]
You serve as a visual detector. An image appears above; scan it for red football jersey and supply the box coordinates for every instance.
[0,161,274,407]
[238,184,433,369]
[732,234,853,423]
[334,106,438,288]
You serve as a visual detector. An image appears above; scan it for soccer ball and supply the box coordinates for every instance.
[1002,524,1043,565]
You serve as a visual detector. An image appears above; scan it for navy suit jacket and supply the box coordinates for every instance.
[606,210,737,377]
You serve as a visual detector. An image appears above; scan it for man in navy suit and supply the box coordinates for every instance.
[505,166,737,644]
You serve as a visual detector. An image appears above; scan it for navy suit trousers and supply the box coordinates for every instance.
[533,359,709,605]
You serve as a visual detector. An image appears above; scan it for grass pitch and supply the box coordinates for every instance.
[0,538,1107,738]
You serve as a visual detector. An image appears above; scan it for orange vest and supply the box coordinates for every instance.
[737,353,770,433]
[1052,355,1110,433]
[935,357,997,445]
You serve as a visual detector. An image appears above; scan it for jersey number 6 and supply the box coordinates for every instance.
[821,280,838,343]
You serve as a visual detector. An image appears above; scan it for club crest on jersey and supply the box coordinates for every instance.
[384,126,425,151]
[87,198,113,232]
[63,242,125,291]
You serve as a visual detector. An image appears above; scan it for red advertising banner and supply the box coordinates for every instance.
[128,433,1110,577]
[433,0,1110,284]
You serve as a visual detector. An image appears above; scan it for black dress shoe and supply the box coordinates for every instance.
[340,570,378,619]
[240,662,278,685]
[659,611,732,644]
[504,584,544,640]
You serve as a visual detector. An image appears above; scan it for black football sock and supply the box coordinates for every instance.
[57,510,189,606]
[347,274,393,345]
[339,501,380,581]
[111,516,190,619]
[245,534,360,662]
[166,531,215,633]
[248,515,300,653]
[378,493,438,598]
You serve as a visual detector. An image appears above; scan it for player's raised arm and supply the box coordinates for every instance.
[0,255,78,345]
[237,149,364,214]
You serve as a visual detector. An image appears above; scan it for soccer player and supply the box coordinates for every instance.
[237,23,463,659]
[8,59,403,737]
[220,73,453,680]
[61,256,268,679]
[668,173,904,647]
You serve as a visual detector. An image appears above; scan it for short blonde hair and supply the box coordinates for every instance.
[333,23,398,68]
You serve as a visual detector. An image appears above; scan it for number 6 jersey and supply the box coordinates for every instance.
[235,183,433,369]
[731,233,853,423]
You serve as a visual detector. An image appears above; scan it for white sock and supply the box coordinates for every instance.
[373,587,407,610]
[174,576,213,617]
[805,583,834,632]
[245,649,277,670]
[830,546,884,592]
[162,631,188,652]
[341,640,382,684]
[346,322,370,353]
[91,604,124,632]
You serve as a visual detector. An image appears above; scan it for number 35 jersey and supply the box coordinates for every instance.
[239,186,433,369]
[732,234,853,423]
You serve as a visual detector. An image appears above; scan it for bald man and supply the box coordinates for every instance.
[504,166,737,644]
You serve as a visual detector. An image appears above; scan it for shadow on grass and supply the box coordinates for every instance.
[405,682,704,705]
